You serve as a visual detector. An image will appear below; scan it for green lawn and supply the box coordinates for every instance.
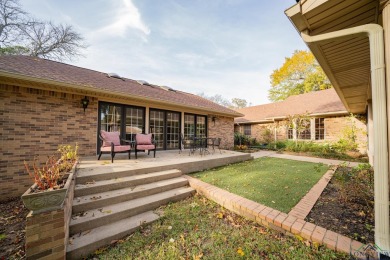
[192,157,329,213]
[89,194,346,259]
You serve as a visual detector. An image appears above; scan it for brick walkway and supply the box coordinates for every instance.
[185,175,368,257]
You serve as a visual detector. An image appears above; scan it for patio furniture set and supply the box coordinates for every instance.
[180,134,222,156]
[98,130,222,163]
[98,130,156,163]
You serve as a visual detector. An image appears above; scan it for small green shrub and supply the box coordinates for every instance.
[332,138,358,153]
[262,128,273,144]
[234,132,258,146]
[234,132,249,146]
[335,164,373,207]
[267,141,287,150]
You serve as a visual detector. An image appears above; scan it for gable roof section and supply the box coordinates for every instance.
[0,55,242,117]
[235,88,348,124]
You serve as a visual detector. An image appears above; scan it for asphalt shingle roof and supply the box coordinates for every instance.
[0,55,242,117]
[235,88,347,124]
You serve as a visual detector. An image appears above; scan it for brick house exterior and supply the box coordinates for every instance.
[0,56,241,200]
[234,89,367,152]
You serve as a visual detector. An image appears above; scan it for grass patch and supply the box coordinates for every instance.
[0,234,5,241]
[192,157,329,213]
[89,194,346,259]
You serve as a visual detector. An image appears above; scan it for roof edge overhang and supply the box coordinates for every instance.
[234,110,349,125]
[285,2,374,114]
[0,70,243,118]
[300,25,384,114]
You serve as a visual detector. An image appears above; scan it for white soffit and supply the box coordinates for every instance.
[286,0,380,114]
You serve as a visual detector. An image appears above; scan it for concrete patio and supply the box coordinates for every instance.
[78,149,252,181]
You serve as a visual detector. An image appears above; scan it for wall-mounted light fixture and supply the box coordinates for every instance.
[212,116,217,126]
[81,96,89,113]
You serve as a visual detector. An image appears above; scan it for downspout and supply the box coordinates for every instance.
[302,24,390,251]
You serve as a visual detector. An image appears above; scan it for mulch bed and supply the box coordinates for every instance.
[0,197,29,259]
[305,167,374,245]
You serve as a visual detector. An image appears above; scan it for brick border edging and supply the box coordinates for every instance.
[288,167,336,219]
[184,175,368,258]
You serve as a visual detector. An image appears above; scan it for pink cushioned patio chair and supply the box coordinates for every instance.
[98,130,132,163]
[135,133,156,159]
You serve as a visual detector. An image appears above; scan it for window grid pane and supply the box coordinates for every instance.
[100,104,122,133]
[196,116,206,139]
[315,118,325,140]
[287,128,293,139]
[166,112,180,149]
[125,107,144,141]
[298,119,311,140]
[184,115,195,140]
[244,125,251,136]
[149,110,165,149]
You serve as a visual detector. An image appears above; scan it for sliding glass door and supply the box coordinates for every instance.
[149,110,165,149]
[99,104,122,133]
[149,109,181,150]
[184,114,207,147]
[166,112,180,149]
[98,102,145,152]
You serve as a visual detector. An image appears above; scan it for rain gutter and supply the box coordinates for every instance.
[302,24,390,251]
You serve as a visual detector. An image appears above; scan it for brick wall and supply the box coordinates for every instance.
[0,85,97,200]
[208,116,234,149]
[235,116,367,151]
[324,116,367,152]
[236,123,288,143]
[0,85,238,200]
[251,123,288,143]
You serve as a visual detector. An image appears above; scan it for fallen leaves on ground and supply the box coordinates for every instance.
[237,247,245,256]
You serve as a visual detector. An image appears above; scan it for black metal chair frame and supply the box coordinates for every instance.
[97,134,133,163]
[211,137,222,154]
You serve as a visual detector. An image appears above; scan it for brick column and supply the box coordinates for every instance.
[25,210,66,259]
[25,170,75,259]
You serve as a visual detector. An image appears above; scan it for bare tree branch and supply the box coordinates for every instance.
[0,0,28,46]
[0,0,88,61]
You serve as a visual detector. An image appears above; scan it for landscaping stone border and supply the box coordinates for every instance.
[185,175,372,259]
[288,167,336,219]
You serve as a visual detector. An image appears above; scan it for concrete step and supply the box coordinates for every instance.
[70,187,195,235]
[76,165,181,184]
[66,211,159,260]
[74,169,182,197]
[72,177,189,214]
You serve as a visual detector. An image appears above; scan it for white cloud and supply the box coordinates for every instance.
[175,52,215,67]
[97,0,150,37]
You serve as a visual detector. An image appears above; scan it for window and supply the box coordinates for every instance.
[98,102,145,152]
[183,114,208,147]
[298,119,311,140]
[299,128,311,140]
[287,127,294,139]
[184,114,195,140]
[196,116,207,139]
[125,107,144,141]
[149,109,181,150]
[315,118,325,140]
[243,125,251,136]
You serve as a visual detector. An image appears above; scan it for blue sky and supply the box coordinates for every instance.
[21,0,307,105]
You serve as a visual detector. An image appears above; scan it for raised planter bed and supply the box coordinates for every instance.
[21,161,77,214]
